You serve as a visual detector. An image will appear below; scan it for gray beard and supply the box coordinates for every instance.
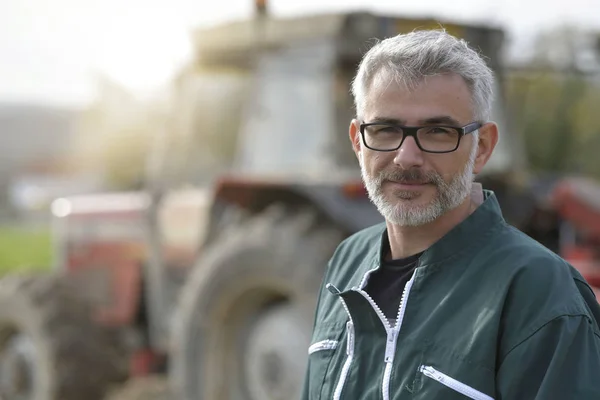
[360,145,478,227]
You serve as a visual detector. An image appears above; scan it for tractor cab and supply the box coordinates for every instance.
[184,12,517,181]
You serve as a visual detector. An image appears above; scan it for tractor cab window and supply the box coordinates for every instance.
[234,41,344,176]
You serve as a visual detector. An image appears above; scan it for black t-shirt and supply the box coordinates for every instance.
[364,235,422,322]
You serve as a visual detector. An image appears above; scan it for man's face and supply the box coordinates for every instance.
[350,72,485,227]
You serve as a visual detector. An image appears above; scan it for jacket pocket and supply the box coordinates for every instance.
[308,340,338,355]
[419,365,494,400]
[304,325,345,399]
[410,344,495,400]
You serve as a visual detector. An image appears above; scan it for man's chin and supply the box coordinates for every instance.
[385,181,434,195]
[388,186,437,203]
[397,201,436,215]
[393,191,424,201]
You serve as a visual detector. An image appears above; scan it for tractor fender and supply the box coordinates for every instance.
[208,177,383,239]
[291,183,384,232]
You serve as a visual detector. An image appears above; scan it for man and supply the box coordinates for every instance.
[301,29,600,400]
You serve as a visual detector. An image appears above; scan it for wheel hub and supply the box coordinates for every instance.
[0,333,36,399]
[243,303,311,400]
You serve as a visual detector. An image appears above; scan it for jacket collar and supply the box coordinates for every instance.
[347,190,506,291]
[375,190,505,266]
[416,190,505,269]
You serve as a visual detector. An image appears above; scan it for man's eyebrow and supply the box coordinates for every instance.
[366,116,462,126]
[367,117,405,125]
[419,116,462,126]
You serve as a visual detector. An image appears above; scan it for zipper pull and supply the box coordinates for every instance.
[326,283,341,294]
[384,329,398,362]
[420,366,444,382]
[346,321,354,356]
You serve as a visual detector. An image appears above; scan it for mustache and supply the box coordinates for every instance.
[374,168,445,186]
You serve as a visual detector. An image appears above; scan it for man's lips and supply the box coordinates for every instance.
[383,180,433,192]
[386,179,430,186]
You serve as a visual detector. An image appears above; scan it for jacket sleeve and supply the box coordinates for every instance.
[300,273,329,400]
[300,364,311,400]
[300,341,312,400]
[496,314,600,399]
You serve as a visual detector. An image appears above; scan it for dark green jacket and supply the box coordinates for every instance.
[302,192,600,400]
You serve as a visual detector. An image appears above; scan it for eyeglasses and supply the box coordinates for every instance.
[359,121,482,153]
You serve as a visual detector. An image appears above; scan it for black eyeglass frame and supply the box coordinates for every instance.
[359,121,483,153]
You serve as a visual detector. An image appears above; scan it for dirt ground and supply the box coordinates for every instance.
[104,376,170,400]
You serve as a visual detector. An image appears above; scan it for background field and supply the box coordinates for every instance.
[0,226,53,274]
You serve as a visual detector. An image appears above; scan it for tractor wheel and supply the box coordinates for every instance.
[0,274,125,400]
[169,205,344,400]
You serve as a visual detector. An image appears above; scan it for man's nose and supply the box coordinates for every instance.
[393,136,425,169]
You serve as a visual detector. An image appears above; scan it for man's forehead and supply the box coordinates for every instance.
[362,70,474,123]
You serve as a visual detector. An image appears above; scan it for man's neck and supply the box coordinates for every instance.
[386,184,484,260]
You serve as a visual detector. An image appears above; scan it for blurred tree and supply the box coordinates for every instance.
[571,86,600,175]
[505,25,600,179]
[70,66,250,191]
[70,77,166,190]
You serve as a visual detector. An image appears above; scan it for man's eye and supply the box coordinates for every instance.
[425,127,453,134]
[373,126,400,134]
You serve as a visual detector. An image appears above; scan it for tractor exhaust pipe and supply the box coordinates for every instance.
[255,0,268,17]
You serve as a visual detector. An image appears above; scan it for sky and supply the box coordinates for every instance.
[1,0,599,108]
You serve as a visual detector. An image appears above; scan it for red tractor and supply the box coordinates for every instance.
[0,11,524,400]
[552,177,600,297]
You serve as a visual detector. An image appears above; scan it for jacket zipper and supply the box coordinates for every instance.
[327,266,416,400]
[326,284,355,400]
[356,265,417,400]
[419,365,494,400]
[333,321,354,400]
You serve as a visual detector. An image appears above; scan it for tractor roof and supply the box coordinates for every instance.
[191,11,504,67]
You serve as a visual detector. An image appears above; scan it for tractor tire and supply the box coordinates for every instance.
[169,205,344,400]
[0,274,125,400]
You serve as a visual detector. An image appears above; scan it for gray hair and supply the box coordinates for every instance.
[351,29,495,122]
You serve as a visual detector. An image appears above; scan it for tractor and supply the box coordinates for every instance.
[0,8,529,400]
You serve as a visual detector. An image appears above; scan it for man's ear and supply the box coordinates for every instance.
[473,122,499,175]
[349,119,362,158]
